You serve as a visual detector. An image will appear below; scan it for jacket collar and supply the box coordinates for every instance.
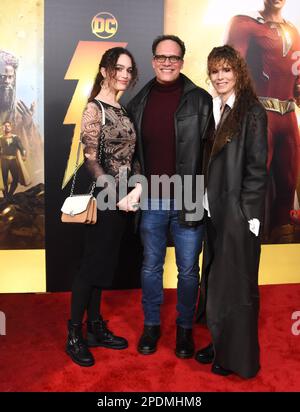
[180,73,198,95]
[176,74,199,112]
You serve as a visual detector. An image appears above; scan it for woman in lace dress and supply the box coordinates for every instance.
[66,47,142,367]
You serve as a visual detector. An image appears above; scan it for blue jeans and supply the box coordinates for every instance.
[140,199,204,328]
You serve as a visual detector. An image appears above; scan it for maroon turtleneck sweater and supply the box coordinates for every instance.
[141,76,183,198]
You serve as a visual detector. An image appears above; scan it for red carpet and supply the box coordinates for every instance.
[0,285,300,392]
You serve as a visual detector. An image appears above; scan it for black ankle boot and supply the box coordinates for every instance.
[86,317,128,349]
[138,325,161,355]
[195,343,214,364]
[66,320,95,367]
[175,325,195,359]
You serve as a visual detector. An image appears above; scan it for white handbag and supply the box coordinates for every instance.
[61,194,97,224]
[61,100,105,224]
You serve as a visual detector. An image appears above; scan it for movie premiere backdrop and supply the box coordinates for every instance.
[0,0,299,293]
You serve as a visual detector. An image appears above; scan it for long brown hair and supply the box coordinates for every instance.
[88,47,138,102]
[207,45,259,139]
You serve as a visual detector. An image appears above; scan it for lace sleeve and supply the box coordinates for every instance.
[81,102,105,179]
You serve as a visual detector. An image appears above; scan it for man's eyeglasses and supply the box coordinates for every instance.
[153,55,182,63]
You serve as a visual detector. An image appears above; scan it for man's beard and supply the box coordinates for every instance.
[0,86,15,111]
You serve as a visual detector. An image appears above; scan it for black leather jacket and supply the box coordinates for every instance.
[127,74,212,226]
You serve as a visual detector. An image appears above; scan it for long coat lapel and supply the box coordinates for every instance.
[210,104,232,158]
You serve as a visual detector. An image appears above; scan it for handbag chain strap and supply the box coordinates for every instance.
[70,99,106,197]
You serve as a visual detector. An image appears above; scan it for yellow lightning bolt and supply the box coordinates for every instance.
[62,40,127,189]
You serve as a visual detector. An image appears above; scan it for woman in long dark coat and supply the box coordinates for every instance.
[195,45,268,378]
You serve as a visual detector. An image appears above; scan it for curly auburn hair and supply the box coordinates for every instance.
[88,47,138,102]
[207,45,259,140]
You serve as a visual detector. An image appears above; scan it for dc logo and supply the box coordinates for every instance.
[91,12,118,39]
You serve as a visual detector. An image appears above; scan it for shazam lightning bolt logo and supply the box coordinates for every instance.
[62,41,127,189]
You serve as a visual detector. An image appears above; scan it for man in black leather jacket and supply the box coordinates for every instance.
[127,35,212,359]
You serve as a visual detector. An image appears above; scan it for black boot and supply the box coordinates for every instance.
[66,320,95,367]
[86,317,128,349]
[195,343,214,364]
[138,325,161,355]
[175,325,195,359]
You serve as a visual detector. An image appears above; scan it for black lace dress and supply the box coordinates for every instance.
[78,99,139,287]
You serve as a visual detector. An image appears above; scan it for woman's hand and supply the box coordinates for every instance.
[117,183,142,212]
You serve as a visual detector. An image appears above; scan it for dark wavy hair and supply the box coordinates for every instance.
[152,34,186,58]
[207,45,259,139]
[88,47,138,102]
